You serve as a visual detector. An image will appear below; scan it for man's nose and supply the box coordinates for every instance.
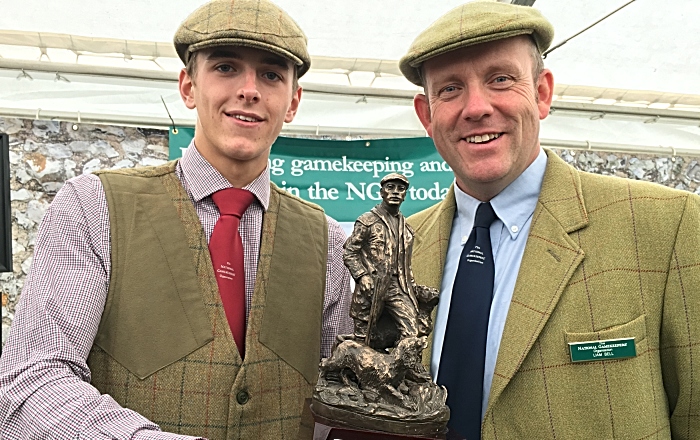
[238,70,261,102]
[461,86,493,121]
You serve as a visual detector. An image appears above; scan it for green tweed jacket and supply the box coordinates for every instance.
[408,150,700,440]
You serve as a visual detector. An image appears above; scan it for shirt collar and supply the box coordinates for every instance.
[454,148,547,241]
[178,140,271,211]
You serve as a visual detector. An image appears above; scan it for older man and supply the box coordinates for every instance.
[0,1,352,439]
[400,1,700,439]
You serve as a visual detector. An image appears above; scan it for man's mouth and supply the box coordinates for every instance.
[466,133,502,144]
[226,113,262,123]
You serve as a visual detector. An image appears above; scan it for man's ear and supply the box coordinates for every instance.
[414,94,433,137]
[284,86,303,123]
[536,68,554,120]
[179,68,196,110]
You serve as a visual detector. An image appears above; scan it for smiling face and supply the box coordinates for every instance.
[414,36,553,201]
[179,46,301,187]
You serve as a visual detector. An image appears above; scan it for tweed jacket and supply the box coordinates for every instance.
[408,150,700,440]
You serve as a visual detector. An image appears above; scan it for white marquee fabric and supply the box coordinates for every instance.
[0,0,698,153]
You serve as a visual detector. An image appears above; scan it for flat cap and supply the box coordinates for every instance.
[399,0,554,86]
[380,173,410,187]
[174,0,311,78]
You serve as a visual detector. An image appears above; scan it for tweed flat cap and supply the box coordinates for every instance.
[381,173,410,187]
[399,0,554,86]
[174,0,311,77]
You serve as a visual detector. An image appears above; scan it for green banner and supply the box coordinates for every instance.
[169,127,453,222]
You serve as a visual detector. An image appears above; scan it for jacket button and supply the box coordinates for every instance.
[236,390,250,405]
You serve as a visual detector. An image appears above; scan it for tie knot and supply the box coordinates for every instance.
[474,202,497,229]
[212,188,255,218]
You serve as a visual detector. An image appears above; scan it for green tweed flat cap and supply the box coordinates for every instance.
[399,0,554,86]
[380,173,410,187]
[174,0,311,77]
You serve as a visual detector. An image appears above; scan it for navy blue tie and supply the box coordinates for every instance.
[439,202,497,440]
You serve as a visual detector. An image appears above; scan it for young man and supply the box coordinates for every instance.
[0,1,352,439]
[401,2,700,439]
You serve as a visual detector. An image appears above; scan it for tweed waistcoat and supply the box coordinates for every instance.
[87,161,327,440]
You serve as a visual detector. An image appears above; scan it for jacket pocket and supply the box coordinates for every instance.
[565,314,647,358]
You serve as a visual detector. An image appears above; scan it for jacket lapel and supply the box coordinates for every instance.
[487,151,588,410]
[408,184,456,368]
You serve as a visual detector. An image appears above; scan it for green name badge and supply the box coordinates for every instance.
[568,338,637,363]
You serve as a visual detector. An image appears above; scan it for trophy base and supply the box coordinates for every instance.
[313,423,453,440]
[311,400,462,440]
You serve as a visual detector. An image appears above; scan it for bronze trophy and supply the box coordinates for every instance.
[311,173,452,439]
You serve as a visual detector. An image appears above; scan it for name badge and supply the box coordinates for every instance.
[568,338,636,363]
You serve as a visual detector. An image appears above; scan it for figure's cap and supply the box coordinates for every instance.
[380,173,410,187]
[399,0,554,86]
[174,0,311,78]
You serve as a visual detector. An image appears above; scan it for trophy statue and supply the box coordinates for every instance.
[311,173,451,439]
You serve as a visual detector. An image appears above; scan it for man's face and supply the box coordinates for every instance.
[414,36,553,201]
[179,46,301,185]
[380,181,408,207]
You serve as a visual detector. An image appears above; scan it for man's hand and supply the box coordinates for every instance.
[358,274,374,294]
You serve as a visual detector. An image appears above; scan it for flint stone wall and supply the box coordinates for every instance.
[0,117,168,344]
[2,115,700,345]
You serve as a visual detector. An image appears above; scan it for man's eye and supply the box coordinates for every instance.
[494,76,509,83]
[441,86,457,94]
[216,64,233,73]
[263,72,281,81]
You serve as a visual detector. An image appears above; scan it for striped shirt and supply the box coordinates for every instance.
[0,144,352,440]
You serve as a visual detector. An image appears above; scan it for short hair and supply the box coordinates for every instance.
[530,36,545,81]
[184,50,300,91]
[420,36,545,98]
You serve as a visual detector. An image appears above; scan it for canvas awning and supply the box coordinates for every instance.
[0,0,698,153]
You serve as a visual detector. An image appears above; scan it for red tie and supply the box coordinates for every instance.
[209,188,255,358]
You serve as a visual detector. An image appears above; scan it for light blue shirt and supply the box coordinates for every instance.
[431,149,547,418]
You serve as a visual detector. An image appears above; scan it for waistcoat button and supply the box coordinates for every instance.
[236,390,250,405]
